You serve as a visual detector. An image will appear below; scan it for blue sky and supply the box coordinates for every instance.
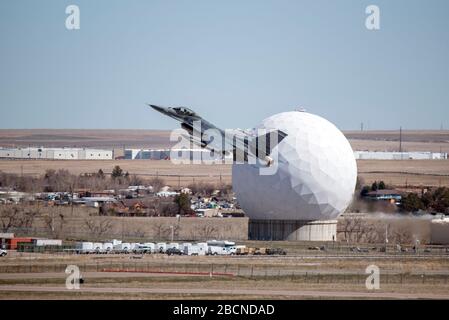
[0,0,448,130]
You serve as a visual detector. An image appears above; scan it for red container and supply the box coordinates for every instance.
[7,237,33,250]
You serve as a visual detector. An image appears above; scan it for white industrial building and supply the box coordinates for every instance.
[0,147,113,160]
[354,151,447,160]
[124,148,229,161]
[125,149,448,161]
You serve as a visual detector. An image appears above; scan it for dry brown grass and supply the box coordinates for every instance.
[0,159,232,185]
[1,129,449,152]
[1,158,448,187]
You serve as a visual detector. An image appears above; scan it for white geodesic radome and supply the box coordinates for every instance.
[232,111,357,221]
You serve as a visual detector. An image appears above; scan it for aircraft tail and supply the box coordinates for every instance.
[249,129,287,158]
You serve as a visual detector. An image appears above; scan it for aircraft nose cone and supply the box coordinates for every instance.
[148,104,165,112]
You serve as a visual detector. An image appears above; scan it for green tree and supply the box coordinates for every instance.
[401,193,424,212]
[111,165,123,178]
[97,169,105,179]
[174,193,192,215]
[360,186,370,197]
[378,181,386,190]
[371,181,378,191]
[421,191,433,209]
[432,187,449,213]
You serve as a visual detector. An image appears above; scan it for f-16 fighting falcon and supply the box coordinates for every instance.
[148,104,287,166]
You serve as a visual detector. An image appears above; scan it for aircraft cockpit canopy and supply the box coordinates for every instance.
[173,107,197,117]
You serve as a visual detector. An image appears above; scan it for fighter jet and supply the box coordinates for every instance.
[148,104,287,166]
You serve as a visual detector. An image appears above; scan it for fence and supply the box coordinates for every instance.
[1,260,448,286]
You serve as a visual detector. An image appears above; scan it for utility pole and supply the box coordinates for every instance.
[399,126,402,153]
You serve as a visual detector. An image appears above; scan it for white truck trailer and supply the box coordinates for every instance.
[196,242,208,256]
[102,242,113,252]
[34,239,62,246]
[183,244,200,256]
[75,242,94,254]
[93,242,103,253]
[113,242,131,253]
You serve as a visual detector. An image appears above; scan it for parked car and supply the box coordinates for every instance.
[0,249,7,257]
[133,243,154,254]
[166,247,183,256]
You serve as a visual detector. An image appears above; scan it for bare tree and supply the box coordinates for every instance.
[0,205,39,233]
[0,206,21,232]
[152,222,170,240]
[84,218,114,239]
[148,177,165,193]
[129,227,146,239]
[392,227,413,245]
[198,223,218,240]
[188,182,216,196]
[340,216,365,243]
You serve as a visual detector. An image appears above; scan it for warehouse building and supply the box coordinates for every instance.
[0,147,113,160]
[124,148,229,161]
[354,151,447,160]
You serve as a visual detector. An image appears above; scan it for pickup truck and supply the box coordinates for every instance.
[0,249,7,257]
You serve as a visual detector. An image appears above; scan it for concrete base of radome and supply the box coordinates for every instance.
[248,219,337,241]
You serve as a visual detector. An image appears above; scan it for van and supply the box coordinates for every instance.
[180,242,191,252]
[184,244,200,256]
[134,243,155,254]
[208,245,229,255]
[196,242,208,256]
[113,242,131,253]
